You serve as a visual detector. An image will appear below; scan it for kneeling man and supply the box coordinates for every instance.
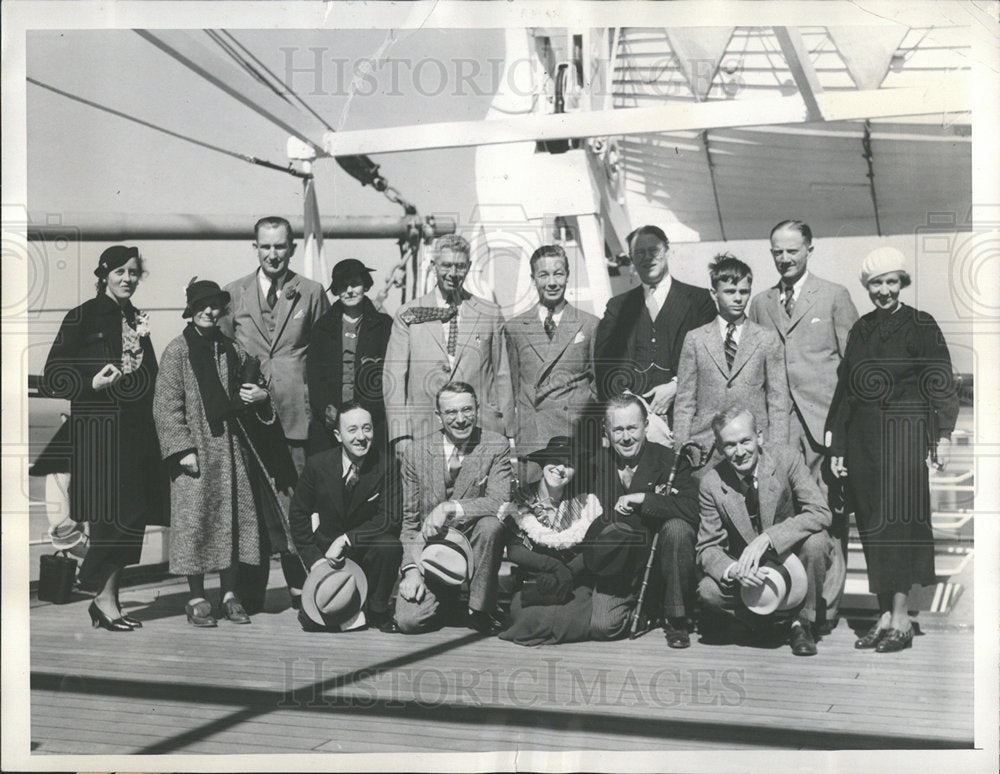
[396,381,513,634]
[288,401,403,632]
[696,406,845,655]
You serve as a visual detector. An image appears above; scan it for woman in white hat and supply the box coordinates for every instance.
[827,247,959,653]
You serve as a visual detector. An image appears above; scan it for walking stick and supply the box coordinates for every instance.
[629,440,707,640]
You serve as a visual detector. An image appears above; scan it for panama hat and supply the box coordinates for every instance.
[740,552,808,616]
[420,528,474,586]
[301,558,368,631]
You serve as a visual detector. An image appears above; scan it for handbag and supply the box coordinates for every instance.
[38,551,78,604]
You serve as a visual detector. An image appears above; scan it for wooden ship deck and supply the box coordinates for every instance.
[29,566,973,756]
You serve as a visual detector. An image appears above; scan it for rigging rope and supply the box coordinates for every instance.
[28,77,310,179]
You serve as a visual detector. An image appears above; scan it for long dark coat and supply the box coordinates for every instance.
[42,293,169,587]
[827,304,959,594]
[306,296,392,454]
[153,331,292,575]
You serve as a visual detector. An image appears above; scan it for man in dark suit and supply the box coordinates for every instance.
[395,382,513,635]
[288,401,402,632]
[696,406,845,655]
[221,216,329,610]
[594,225,716,422]
[587,393,699,647]
[383,235,514,460]
[506,244,599,483]
[747,220,859,617]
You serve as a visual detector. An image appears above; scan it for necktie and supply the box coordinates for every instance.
[446,304,459,357]
[724,322,737,371]
[782,285,794,317]
[618,464,635,490]
[445,447,462,499]
[741,476,762,533]
[344,462,358,495]
[266,279,278,310]
[645,284,661,321]
[543,307,556,340]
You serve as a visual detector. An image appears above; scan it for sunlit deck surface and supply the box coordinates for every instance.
[30,567,973,755]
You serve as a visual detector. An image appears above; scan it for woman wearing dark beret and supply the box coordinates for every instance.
[153,279,298,628]
[306,258,392,455]
[828,247,959,653]
[42,245,169,631]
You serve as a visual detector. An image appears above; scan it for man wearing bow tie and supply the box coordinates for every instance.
[696,406,845,655]
[586,393,699,646]
[220,216,330,611]
[395,382,513,635]
[594,226,716,420]
[287,402,403,633]
[383,235,514,463]
[506,244,599,484]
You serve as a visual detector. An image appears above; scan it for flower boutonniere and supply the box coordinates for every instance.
[284,285,299,302]
[134,311,151,338]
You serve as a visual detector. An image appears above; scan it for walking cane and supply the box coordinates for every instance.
[628,440,707,640]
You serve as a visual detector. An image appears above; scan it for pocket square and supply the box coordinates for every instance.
[360,356,383,365]
[366,492,380,502]
[476,475,489,486]
[294,309,305,320]
[573,331,586,344]
[654,484,668,495]
[810,317,822,323]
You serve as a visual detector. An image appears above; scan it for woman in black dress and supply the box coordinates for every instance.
[306,259,392,455]
[828,247,958,653]
[42,245,169,631]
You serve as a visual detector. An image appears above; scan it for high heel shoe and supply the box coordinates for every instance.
[89,601,135,632]
[120,613,143,628]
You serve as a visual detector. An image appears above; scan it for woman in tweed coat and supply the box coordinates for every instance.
[154,279,295,627]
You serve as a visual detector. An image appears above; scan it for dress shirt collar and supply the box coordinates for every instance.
[258,267,287,295]
[779,270,809,301]
[717,314,747,341]
[643,274,672,302]
[443,435,468,464]
[434,286,464,309]
[538,301,567,325]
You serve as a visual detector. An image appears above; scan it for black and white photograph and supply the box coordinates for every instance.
[2,1,998,771]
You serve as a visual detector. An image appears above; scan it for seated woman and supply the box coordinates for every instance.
[498,437,603,646]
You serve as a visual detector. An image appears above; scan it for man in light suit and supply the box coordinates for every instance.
[747,220,858,616]
[506,244,599,483]
[395,382,513,635]
[220,215,330,610]
[287,402,402,633]
[674,254,789,455]
[595,225,716,420]
[383,234,514,461]
[696,406,845,655]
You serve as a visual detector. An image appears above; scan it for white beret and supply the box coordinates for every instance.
[859,246,909,287]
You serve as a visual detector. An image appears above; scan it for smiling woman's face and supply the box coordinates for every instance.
[867,271,904,311]
[105,257,141,303]
[191,297,225,329]
[541,462,575,491]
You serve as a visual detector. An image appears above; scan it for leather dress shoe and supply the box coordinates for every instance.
[789,622,817,656]
[854,622,888,649]
[222,597,252,624]
[368,610,401,634]
[467,610,503,635]
[662,617,691,649]
[185,599,218,628]
[875,627,913,653]
[89,601,135,632]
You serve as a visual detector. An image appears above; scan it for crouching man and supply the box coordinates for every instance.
[696,406,845,655]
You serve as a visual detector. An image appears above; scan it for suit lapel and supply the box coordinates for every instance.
[787,275,817,332]
[451,428,483,498]
[654,281,690,339]
[730,322,762,378]
[517,310,547,364]
[627,442,659,494]
[702,324,729,378]
[271,271,301,348]
[429,433,448,505]
[244,272,270,344]
[539,305,581,384]
[763,286,787,337]
[452,297,484,371]
[718,463,760,546]
[756,451,780,531]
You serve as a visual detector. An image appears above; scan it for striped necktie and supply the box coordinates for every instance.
[344,462,358,495]
[724,322,737,371]
[543,307,556,340]
[445,447,462,499]
[782,285,795,316]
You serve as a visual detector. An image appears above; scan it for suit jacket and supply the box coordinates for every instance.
[747,273,858,445]
[593,440,699,531]
[287,446,400,569]
[696,445,832,583]
[220,269,330,441]
[383,289,514,442]
[594,278,716,401]
[673,318,790,451]
[306,297,392,450]
[506,303,599,455]
[400,427,513,570]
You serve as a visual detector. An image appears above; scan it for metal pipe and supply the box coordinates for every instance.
[26,213,456,242]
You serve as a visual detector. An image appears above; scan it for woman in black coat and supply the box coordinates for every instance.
[42,245,169,631]
[828,247,958,653]
[306,259,392,455]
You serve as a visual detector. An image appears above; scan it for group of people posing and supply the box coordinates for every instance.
[42,216,958,657]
